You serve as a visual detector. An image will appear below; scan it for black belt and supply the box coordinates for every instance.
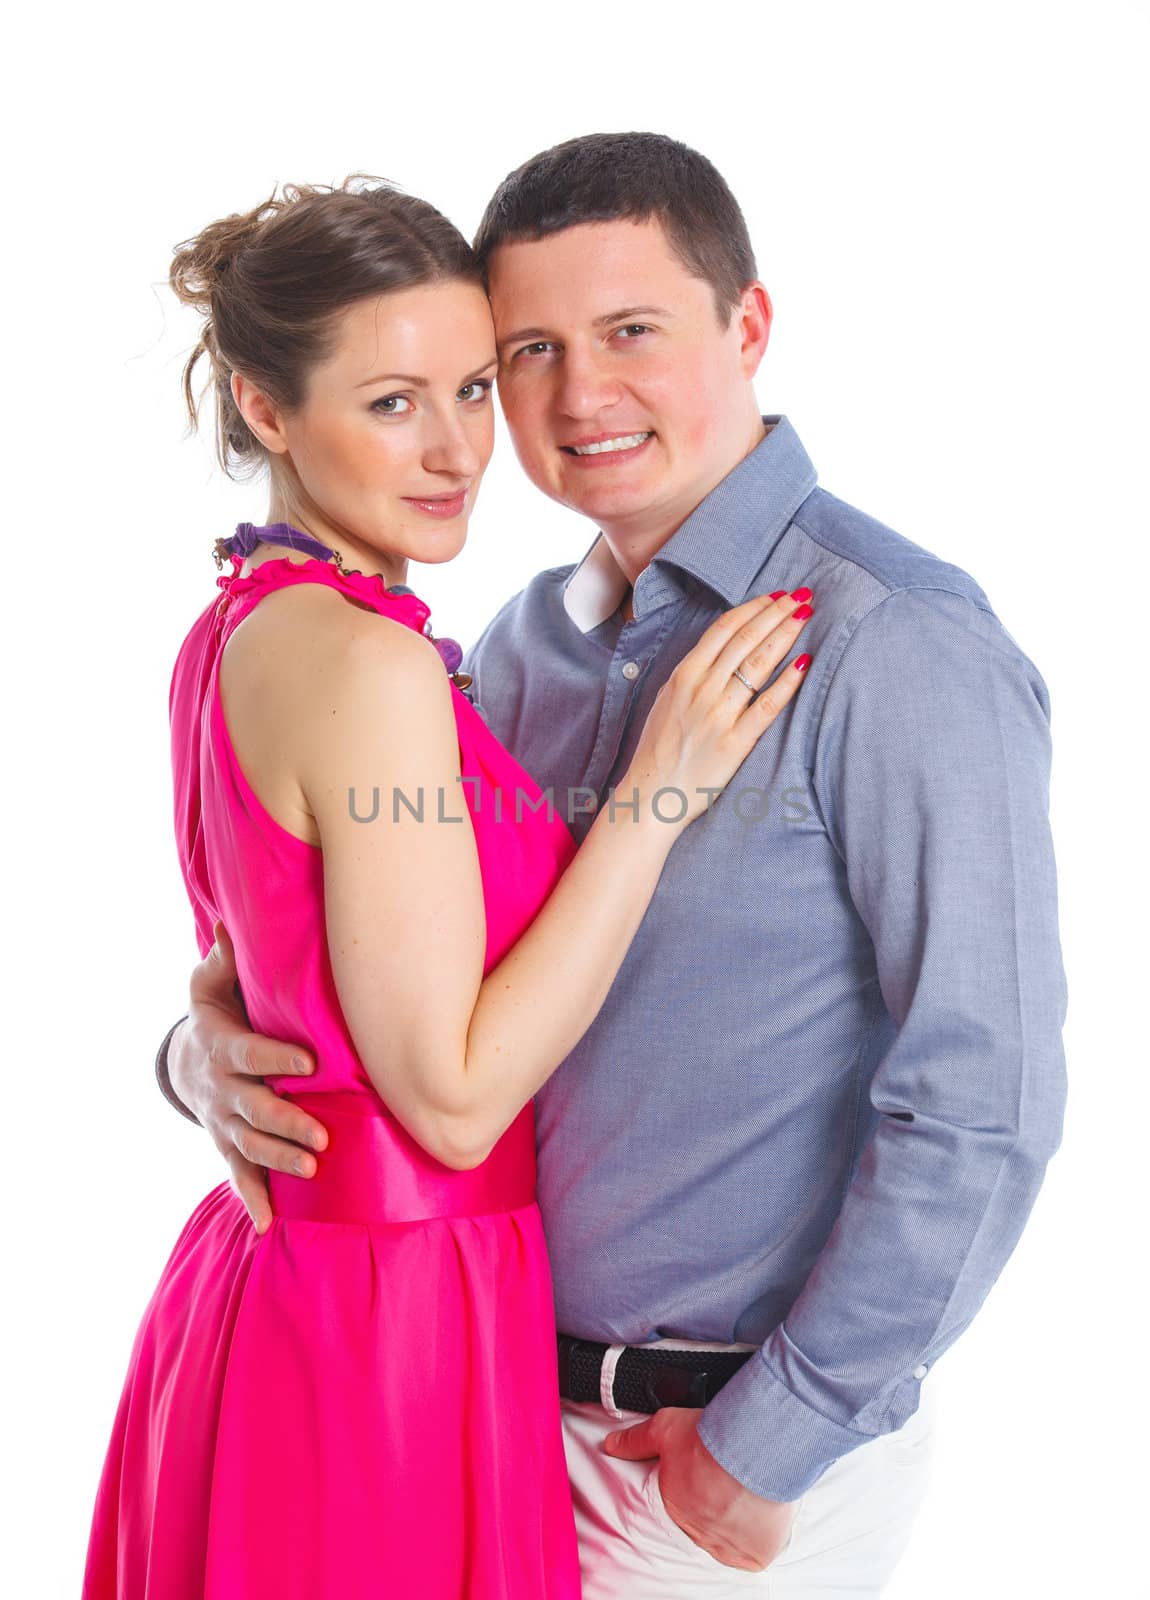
[557,1334,754,1413]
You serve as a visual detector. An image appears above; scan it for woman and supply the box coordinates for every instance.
[83,177,813,1598]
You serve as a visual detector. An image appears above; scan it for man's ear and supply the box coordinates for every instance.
[231,372,291,456]
[735,282,773,380]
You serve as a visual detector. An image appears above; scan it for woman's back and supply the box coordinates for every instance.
[85,545,582,1599]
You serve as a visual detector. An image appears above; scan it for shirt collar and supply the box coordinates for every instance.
[562,415,818,633]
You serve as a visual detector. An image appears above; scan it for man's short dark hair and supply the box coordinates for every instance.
[474,132,757,325]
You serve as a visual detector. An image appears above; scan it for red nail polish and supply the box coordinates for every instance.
[791,603,814,620]
[768,590,787,600]
[790,587,813,602]
[794,653,812,672]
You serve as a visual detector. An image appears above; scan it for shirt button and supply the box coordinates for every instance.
[913,1364,929,1380]
[621,661,640,680]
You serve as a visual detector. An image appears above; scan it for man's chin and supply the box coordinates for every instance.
[554,473,663,524]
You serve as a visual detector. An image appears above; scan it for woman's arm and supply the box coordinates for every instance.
[230,584,810,1169]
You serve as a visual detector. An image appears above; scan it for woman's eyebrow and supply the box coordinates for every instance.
[357,356,498,389]
[461,356,500,381]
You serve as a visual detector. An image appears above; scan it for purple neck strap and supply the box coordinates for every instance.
[220,523,416,596]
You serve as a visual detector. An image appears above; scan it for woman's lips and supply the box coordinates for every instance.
[401,490,468,519]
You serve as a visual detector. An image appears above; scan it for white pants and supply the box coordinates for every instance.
[561,1351,935,1598]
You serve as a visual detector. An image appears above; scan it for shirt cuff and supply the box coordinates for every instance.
[155,1015,201,1126]
[696,1347,912,1503]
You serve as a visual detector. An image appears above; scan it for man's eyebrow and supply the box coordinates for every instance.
[496,327,551,352]
[497,307,674,351]
[356,356,498,390]
[592,305,673,329]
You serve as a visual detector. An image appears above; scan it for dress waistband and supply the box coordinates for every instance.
[268,1093,537,1226]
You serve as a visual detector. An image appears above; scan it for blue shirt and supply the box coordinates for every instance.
[463,416,1067,1501]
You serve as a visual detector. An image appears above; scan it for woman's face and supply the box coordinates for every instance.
[263,279,498,575]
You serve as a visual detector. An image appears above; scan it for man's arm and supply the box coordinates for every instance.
[156,923,328,1233]
[695,586,1067,1502]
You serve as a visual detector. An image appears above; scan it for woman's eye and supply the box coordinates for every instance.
[370,394,414,415]
[457,380,494,404]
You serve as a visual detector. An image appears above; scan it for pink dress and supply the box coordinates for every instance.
[84,554,582,1599]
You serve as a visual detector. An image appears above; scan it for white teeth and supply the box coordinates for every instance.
[570,432,652,456]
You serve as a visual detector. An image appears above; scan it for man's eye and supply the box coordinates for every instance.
[616,324,652,339]
[515,341,556,359]
[457,380,494,403]
[370,394,414,415]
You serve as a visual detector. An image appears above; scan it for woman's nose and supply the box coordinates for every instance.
[423,415,482,478]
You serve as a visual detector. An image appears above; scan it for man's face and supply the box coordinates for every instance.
[488,217,769,540]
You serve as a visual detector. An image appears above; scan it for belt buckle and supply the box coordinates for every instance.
[643,1362,711,1410]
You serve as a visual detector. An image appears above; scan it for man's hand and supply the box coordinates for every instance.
[604,1407,795,1571]
[169,922,328,1234]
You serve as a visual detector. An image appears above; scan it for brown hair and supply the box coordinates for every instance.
[170,176,482,478]
[473,133,758,326]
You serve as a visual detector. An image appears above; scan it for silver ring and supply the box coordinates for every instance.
[732,667,757,695]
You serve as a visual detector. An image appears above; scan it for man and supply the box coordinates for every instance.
[157,133,1067,1594]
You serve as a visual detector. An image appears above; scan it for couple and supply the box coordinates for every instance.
[85,133,1067,1598]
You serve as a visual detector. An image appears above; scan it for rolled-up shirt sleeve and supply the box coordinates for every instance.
[697,585,1068,1502]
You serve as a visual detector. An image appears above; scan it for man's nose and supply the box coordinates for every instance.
[555,348,622,419]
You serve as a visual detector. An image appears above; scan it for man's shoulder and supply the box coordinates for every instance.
[786,487,1047,719]
[460,562,584,733]
[790,485,1046,663]
[465,560,578,666]
[793,486,990,613]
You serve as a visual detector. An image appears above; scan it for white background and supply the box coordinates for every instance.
[4,2,1147,1594]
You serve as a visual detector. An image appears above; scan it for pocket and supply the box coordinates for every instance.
[641,1464,726,1568]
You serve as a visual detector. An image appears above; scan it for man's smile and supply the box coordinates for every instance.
[560,431,655,462]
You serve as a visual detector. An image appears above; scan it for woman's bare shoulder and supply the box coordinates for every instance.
[220,578,456,795]
[223,579,446,694]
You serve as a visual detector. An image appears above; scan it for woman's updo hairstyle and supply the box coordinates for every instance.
[170,176,483,479]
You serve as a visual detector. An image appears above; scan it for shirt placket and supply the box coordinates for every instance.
[570,581,685,842]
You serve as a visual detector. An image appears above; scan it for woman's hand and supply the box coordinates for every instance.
[623,589,813,827]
